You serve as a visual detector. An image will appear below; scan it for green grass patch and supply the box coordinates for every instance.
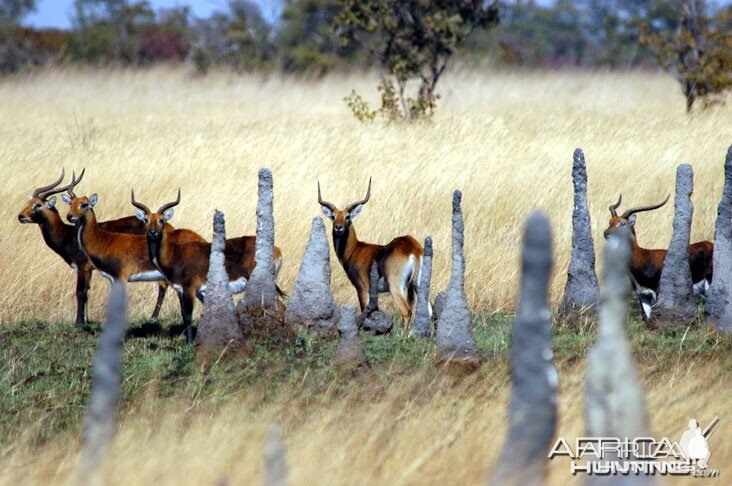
[1,313,729,450]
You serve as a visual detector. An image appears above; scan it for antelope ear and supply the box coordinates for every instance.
[628,215,637,226]
[348,204,363,219]
[162,208,174,223]
[46,196,57,208]
[89,194,98,208]
[134,208,148,223]
[320,206,335,220]
[61,194,72,205]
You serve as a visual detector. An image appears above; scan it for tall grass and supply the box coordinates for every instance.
[1,67,730,324]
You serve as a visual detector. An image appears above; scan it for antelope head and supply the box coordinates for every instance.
[131,189,179,241]
[318,178,371,237]
[62,170,95,225]
[603,194,670,239]
[18,169,70,223]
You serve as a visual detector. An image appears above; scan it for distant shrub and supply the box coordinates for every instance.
[642,1,732,112]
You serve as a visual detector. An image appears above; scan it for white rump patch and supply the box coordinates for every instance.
[693,280,710,296]
[228,277,248,295]
[401,255,416,295]
[129,270,165,282]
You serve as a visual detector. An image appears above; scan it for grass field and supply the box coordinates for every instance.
[1,316,730,485]
[1,68,731,485]
[1,67,731,322]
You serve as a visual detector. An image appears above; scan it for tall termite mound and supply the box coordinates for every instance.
[655,164,697,326]
[414,235,433,338]
[237,168,285,336]
[263,424,289,486]
[357,261,394,334]
[490,212,557,486]
[332,305,369,372]
[585,228,653,486]
[196,210,246,362]
[285,217,340,336]
[435,190,479,365]
[707,146,732,333]
[76,282,127,483]
[560,148,599,318]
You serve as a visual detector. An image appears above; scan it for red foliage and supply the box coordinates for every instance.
[135,28,189,64]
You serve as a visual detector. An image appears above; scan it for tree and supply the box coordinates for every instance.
[335,0,499,121]
[277,0,359,75]
[70,0,154,63]
[642,0,732,111]
[0,0,37,73]
[191,1,274,74]
[0,0,35,24]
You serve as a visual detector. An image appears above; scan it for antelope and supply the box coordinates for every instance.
[603,194,713,320]
[18,169,169,324]
[318,178,424,322]
[131,191,284,341]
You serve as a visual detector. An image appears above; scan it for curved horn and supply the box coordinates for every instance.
[621,194,670,219]
[158,188,181,214]
[66,168,85,198]
[32,169,65,198]
[346,177,372,212]
[130,189,152,214]
[609,194,622,217]
[317,181,337,212]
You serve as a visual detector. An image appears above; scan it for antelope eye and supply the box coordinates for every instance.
[33,203,42,210]
[620,221,626,226]
[80,203,88,210]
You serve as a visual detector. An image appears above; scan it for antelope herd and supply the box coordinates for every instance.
[18,168,718,337]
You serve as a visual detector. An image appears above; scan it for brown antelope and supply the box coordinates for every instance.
[18,169,170,324]
[317,178,424,322]
[603,194,713,320]
[131,191,284,341]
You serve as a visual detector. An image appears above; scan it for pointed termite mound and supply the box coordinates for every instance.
[263,424,288,486]
[436,190,479,365]
[490,212,557,486]
[707,146,732,333]
[432,290,447,321]
[238,168,284,336]
[333,305,369,372]
[585,228,653,486]
[357,261,394,334]
[76,282,127,482]
[197,211,245,362]
[285,217,339,336]
[655,164,697,326]
[560,148,599,319]
[414,236,433,338]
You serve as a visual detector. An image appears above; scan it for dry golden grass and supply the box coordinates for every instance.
[1,67,731,323]
[1,351,729,485]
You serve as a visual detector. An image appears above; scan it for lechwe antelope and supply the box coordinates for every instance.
[18,169,170,324]
[603,194,713,320]
[131,191,283,340]
[318,178,424,322]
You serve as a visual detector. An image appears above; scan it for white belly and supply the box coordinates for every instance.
[128,270,165,282]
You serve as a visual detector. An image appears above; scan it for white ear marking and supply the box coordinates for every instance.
[61,194,72,205]
[321,206,335,220]
[89,193,98,208]
[349,204,363,219]
[134,209,148,223]
[46,196,57,208]
[628,215,637,226]
[162,208,174,222]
